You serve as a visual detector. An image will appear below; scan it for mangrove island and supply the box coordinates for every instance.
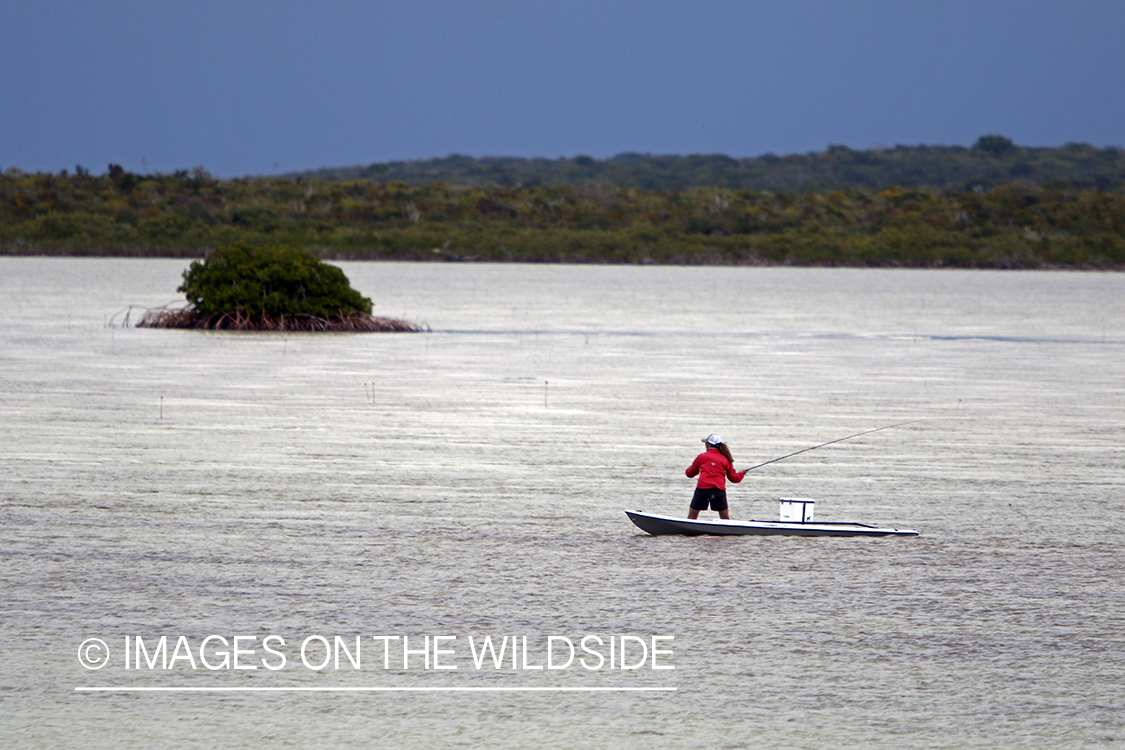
[137,243,423,332]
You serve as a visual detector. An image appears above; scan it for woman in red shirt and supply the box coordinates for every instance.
[686,434,748,519]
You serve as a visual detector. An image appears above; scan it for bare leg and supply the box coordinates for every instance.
[687,508,700,519]
[719,509,730,520]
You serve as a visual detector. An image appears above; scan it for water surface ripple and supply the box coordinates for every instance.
[1,259,1122,749]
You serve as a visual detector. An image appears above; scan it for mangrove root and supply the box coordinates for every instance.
[136,307,426,332]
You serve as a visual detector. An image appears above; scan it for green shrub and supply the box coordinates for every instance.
[178,243,372,319]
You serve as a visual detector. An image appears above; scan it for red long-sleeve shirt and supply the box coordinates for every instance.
[686,447,746,490]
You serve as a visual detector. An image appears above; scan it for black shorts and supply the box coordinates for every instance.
[691,488,728,512]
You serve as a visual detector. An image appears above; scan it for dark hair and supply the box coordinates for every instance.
[714,442,734,464]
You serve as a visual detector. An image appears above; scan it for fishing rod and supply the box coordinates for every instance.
[742,420,923,473]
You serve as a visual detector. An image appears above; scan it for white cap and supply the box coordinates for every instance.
[703,434,723,445]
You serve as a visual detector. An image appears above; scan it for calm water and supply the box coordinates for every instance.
[1,258,1123,749]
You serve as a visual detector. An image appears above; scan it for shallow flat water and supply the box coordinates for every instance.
[1,258,1123,748]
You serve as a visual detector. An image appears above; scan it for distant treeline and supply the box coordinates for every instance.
[2,138,1124,269]
[294,136,1125,193]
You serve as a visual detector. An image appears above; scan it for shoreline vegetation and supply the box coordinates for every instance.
[3,137,1124,269]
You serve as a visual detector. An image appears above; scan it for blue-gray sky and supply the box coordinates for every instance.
[3,0,1123,177]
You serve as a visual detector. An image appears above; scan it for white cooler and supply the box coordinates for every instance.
[779,498,815,523]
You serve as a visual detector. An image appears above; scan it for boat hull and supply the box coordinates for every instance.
[625,510,918,538]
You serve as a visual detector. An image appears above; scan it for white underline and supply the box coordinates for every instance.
[76,686,676,693]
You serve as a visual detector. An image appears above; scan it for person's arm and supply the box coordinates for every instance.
[685,455,701,478]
